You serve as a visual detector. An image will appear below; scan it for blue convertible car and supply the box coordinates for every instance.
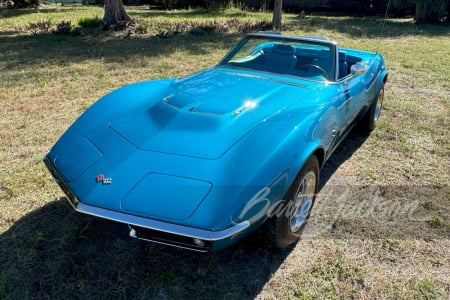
[44,33,388,252]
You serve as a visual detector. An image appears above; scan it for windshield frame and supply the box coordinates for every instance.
[218,33,339,83]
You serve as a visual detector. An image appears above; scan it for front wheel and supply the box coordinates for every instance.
[267,155,319,248]
[360,82,385,132]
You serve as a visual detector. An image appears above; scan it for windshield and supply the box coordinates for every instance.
[219,35,336,82]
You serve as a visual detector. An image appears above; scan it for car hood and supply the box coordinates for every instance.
[110,68,313,159]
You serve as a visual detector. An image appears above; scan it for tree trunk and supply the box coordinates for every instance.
[272,0,283,30]
[415,0,447,23]
[103,0,131,27]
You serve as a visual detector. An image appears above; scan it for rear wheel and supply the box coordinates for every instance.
[268,155,319,248]
[360,83,385,131]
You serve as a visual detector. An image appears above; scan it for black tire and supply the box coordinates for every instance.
[360,82,385,132]
[267,155,319,248]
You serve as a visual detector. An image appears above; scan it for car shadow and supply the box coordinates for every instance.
[0,197,293,298]
[0,129,370,299]
[319,128,370,189]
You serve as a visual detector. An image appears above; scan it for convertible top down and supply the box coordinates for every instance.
[44,32,388,252]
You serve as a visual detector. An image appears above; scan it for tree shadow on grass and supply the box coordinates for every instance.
[286,15,450,38]
[0,31,242,72]
[0,7,59,18]
[0,129,370,299]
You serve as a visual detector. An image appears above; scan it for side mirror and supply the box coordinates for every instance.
[350,63,368,75]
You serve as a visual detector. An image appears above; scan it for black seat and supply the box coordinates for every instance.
[264,44,297,73]
[311,50,332,79]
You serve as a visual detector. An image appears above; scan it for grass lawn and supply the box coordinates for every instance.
[0,5,449,299]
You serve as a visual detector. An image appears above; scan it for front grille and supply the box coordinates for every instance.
[129,225,211,252]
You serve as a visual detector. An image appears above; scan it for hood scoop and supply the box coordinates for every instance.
[161,70,291,116]
[163,94,225,116]
[162,93,256,117]
[110,69,310,159]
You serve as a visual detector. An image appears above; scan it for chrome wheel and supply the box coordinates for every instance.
[373,86,384,122]
[289,170,316,233]
[268,155,319,248]
[359,82,385,132]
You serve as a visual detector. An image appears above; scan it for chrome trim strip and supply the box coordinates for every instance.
[75,202,250,241]
[335,44,339,82]
[129,229,209,253]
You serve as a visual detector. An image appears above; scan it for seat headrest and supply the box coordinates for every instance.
[272,44,294,53]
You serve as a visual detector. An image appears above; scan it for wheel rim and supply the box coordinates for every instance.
[374,87,384,122]
[289,171,316,233]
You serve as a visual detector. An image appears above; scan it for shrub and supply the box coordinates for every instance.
[78,17,102,29]
[26,20,51,35]
[53,21,72,35]
[135,22,148,34]
[154,19,272,38]
[12,0,40,8]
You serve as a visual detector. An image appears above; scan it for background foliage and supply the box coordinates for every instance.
[5,0,449,23]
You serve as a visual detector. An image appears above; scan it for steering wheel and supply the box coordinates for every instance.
[297,64,328,78]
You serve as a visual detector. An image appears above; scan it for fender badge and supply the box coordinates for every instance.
[96,174,112,185]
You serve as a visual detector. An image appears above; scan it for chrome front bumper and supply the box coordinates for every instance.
[44,155,250,252]
[78,203,250,252]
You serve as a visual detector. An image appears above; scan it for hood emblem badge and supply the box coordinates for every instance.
[96,174,112,185]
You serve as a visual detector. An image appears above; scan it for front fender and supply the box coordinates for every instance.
[51,79,174,152]
[192,107,326,230]
[374,54,389,92]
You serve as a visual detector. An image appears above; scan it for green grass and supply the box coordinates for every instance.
[0,5,449,299]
